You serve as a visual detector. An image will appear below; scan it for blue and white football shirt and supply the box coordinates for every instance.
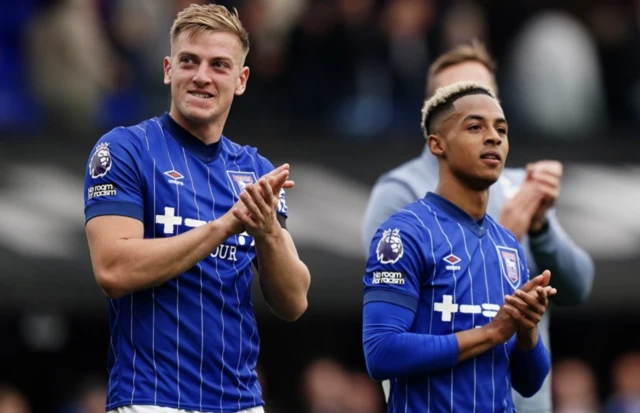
[363,192,549,413]
[84,113,287,412]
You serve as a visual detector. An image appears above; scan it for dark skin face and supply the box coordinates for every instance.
[428,93,509,191]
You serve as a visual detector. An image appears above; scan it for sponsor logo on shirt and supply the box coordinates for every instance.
[372,271,405,285]
[87,183,117,199]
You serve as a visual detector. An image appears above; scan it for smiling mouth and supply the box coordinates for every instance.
[189,92,214,99]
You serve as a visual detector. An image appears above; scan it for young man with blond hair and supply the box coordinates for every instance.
[362,41,594,412]
[84,4,310,413]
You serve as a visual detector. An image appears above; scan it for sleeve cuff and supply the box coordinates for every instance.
[528,220,557,253]
[513,332,547,358]
[363,288,419,313]
[444,333,460,367]
[85,201,144,223]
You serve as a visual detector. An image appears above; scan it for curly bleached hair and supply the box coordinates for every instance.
[421,81,496,139]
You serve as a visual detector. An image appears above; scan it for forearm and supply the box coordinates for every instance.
[529,216,595,305]
[256,227,310,321]
[93,219,234,298]
[510,332,551,397]
[363,301,500,380]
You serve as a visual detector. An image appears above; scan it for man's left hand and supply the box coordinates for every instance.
[527,161,563,233]
[233,177,281,240]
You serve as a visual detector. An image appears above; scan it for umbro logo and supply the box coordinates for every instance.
[443,254,462,271]
[164,170,184,186]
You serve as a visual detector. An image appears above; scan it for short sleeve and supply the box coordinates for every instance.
[257,155,288,218]
[363,214,427,313]
[84,127,144,224]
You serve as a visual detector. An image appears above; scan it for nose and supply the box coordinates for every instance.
[192,62,211,86]
[484,129,503,146]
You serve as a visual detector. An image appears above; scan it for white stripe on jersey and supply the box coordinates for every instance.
[156,119,182,407]
[418,202,438,413]
[108,299,120,408]
[237,146,260,406]
[130,294,137,404]
[458,223,477,413]
[478,238,496,413]
[205,164,227,411]
[136,123,159,404]
[431,211,457,413]
[486,231,512,411]
[182,149,205,411]
[402,206,438,413]
[225,147,246,411]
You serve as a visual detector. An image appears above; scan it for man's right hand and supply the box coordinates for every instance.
[484,270,554,345]
[499,180,545,241]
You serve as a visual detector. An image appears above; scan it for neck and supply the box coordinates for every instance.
[434,169,489,221]
[169,104,227,145]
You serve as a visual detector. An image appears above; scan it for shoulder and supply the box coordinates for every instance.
[93,118,160,153]
[380,202,434,240]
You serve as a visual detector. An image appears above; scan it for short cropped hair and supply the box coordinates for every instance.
[170,4,250,56]
[421,81,496,138]
[426,40,497,97]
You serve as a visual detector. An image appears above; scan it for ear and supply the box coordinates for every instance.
[235,66,250,96]
[427,134,446,158]
[163,56,172,85]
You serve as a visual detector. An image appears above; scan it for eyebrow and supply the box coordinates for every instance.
[177,51,234,63]
[463,114,508,125]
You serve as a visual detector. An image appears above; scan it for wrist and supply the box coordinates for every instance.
[515,327,538,351]
[482,323,504,347]
[254,224,284,244]
[212,214,238,238]
[528,218,549,236]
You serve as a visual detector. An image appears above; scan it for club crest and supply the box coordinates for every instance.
[376,228,404,264]
[226,171,258,198]
[496,246,521,288]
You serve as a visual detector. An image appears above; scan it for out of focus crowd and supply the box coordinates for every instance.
[1,353,640,413]
[1,0,639,139]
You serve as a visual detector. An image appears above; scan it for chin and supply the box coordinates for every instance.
[468,174,500,190]
[180,106,216,124]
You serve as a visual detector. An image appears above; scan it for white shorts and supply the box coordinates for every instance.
[108,405,264,413]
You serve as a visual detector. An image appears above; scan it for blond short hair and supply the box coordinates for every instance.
[426,40,497,97]
[170,3,250,56]
[421,81,496,138]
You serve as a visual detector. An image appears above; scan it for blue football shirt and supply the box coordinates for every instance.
[84,113,287,412]
[363,192,530,413]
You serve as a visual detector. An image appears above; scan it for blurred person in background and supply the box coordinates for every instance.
[302,358,383,413]
[552,358,600,413]
[504,11,607,138]
[61,376,108,413]
[605,352,640,413]
[83,4,310,413]
[0,385,30,413]
[25,0,123,131]
[361,41,595,413]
